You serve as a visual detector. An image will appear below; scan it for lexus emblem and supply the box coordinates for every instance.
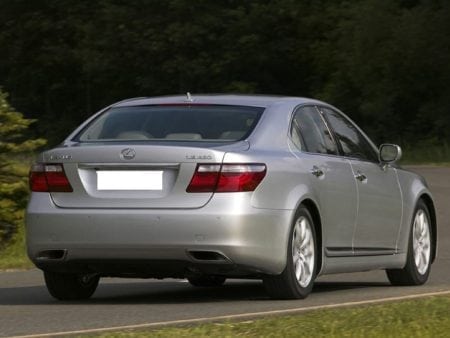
[121,148,136,160]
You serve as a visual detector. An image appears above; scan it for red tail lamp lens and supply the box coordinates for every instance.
[216,164,266,192]
[187,164,266,193]
[186,164,221,192]
[29,164,73,192]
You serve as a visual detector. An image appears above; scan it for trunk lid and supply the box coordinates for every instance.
[44,142,248,209]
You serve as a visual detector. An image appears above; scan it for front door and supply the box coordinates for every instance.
[349,160,402,253]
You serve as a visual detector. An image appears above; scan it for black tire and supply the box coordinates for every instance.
[386,200,433,286]
[263,206,317,299]
[44,271,99,300]
[187,275,226,287]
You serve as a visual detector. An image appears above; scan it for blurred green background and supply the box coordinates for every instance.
[1,0,450,147]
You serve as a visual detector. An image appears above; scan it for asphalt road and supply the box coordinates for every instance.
[1,166,449,338]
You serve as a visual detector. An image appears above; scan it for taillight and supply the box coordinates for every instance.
[186,164,221,193]
[186,163,266,193]
[216,164,266,192]
[29,163,73,192]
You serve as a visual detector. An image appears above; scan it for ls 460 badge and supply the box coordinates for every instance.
[49,154,72,160]
[186,155,213,160]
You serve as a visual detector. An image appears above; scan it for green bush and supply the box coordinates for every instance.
[0,89,46,247]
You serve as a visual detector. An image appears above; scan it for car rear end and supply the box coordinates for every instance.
[26,100,291,279]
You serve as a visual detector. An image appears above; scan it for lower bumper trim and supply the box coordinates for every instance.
[35,258,267,279]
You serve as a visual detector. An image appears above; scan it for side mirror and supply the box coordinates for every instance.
[379,144,402,164]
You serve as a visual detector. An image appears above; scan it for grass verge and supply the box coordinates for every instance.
[400,142,450,164]
[83,295,450,337]
[0,220,33,270]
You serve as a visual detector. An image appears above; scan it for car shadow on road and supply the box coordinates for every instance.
[0,280,391,305]
[314,281,390,293]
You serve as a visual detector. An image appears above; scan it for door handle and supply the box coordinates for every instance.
[354,171,367,182]
[310,166,324,177]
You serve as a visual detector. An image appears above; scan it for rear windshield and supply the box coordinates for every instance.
[75,105,264,142]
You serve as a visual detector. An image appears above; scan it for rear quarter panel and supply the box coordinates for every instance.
[223,100,321,212]
[223,150,318,211]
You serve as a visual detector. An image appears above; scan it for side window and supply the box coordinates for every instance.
[290,106,337,155]
[320,107,378,162]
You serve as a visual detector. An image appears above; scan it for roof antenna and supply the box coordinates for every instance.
[185,92,194,102]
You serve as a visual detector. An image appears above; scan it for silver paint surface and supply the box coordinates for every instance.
[26,95,436,277]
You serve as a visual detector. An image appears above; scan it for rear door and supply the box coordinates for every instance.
[290,106,357,256]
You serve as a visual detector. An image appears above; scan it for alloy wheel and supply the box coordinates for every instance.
[412,209,431,275]
[292,216,315,287]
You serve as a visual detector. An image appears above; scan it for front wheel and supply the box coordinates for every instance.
[44,271,99,300]
[263,206,317,299]
[386,200,433,285]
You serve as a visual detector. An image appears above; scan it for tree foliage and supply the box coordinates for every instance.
[0,90,46,243]
[0,0,448,146]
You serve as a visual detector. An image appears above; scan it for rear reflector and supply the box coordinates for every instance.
[29,163,73,192]
[187,163,266,193]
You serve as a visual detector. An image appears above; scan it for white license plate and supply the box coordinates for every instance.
[97,170,163,190]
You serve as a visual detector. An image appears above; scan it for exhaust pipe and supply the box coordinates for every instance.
[187,250,230,262]
[36,249,67,260]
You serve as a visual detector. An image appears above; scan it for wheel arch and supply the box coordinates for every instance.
[298,198,323,275]
[419,193,437,263]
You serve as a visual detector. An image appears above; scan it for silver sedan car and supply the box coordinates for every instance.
[26,94,437,300]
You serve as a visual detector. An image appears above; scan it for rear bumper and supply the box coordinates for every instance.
[26,193,293,277]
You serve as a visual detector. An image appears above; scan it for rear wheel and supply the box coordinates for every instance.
[263,206,317,299]
[44,271,99,300]
[187,275,226,287]
[386,200,432,285]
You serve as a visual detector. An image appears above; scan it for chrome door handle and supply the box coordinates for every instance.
[354,171,367,181]
[310,166,324,177]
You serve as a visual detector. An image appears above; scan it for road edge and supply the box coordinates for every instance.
[8,289,450,338]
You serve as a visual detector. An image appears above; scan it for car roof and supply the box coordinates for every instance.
[113,94,324,109]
